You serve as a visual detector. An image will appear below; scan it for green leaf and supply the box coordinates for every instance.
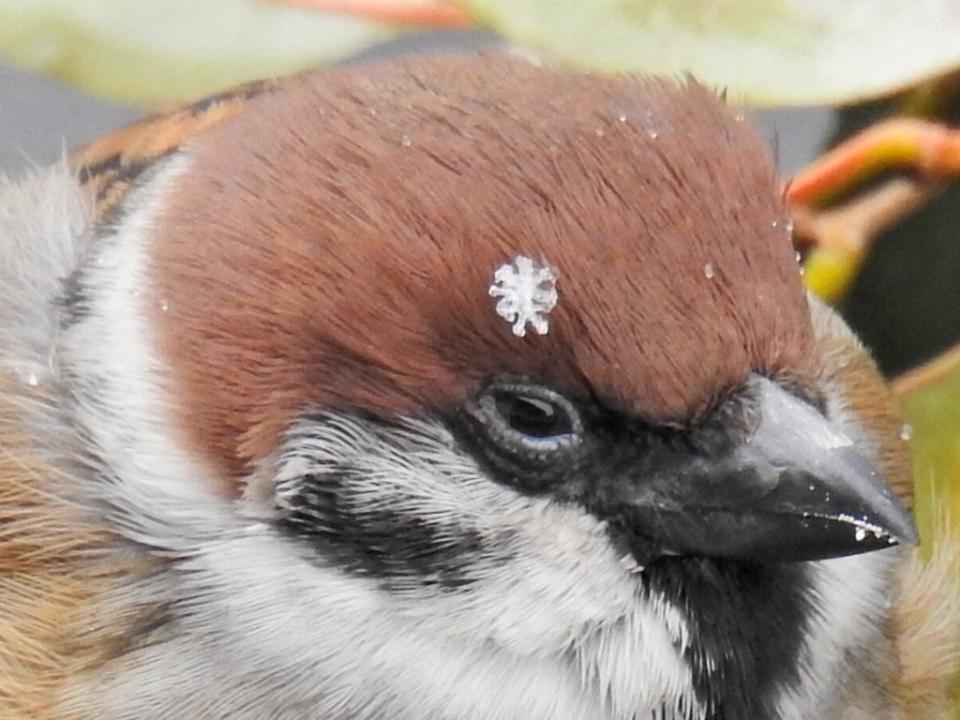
[895,348,960,555]
[0,0,397,107]
[460,0,960,107]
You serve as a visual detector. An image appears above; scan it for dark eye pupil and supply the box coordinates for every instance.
[495,393,571,438]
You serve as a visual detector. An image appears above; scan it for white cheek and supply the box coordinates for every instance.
[251,415,704,720]
[267,416,643,654]
[144,518,701,720]
[61,522,609,720]
[404,499,635,653]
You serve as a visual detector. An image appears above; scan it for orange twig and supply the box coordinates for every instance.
[267,0,471,28]
[789,178,938,302]
[893,344,960,397]
[787,119,960,206]
[790,178,936,255]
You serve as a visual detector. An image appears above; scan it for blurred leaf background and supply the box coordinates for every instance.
[0,0,396,105]
[1,0,959,709]
[4,0,960,108]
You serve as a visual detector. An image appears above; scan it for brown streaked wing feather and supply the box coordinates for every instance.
[71,78,278,224]
[0,383,160,720]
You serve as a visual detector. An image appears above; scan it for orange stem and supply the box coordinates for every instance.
[788,119,960,206]
[893,344,960,397]
[267,0,471,28]
[789,178,935,254]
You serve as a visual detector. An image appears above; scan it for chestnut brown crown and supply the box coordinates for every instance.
[149,54,814,480]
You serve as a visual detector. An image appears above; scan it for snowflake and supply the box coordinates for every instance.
[488,255,558,337]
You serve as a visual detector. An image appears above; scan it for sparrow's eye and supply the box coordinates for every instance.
[469,380,583,460]
[495,394,570,438]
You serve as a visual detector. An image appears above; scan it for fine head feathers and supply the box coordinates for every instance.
[145,53,814,480]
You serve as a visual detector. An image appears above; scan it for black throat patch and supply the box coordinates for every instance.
[644,556,812,720]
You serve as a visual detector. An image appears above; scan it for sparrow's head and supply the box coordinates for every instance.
[19,54,916,720]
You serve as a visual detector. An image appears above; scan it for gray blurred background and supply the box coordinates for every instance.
[1,62,139,172]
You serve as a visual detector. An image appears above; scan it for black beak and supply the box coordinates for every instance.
[617,376,918,562]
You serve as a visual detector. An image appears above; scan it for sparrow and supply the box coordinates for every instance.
[0,53,957,720]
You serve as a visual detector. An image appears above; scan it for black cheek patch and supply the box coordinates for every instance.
[274,471,486,591]
[645,557,812,720]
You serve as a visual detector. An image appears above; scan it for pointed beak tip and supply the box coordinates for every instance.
[839,507,919,553]
[894,517,921,548]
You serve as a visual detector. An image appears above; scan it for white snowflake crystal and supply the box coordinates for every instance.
[489,255,558,337]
